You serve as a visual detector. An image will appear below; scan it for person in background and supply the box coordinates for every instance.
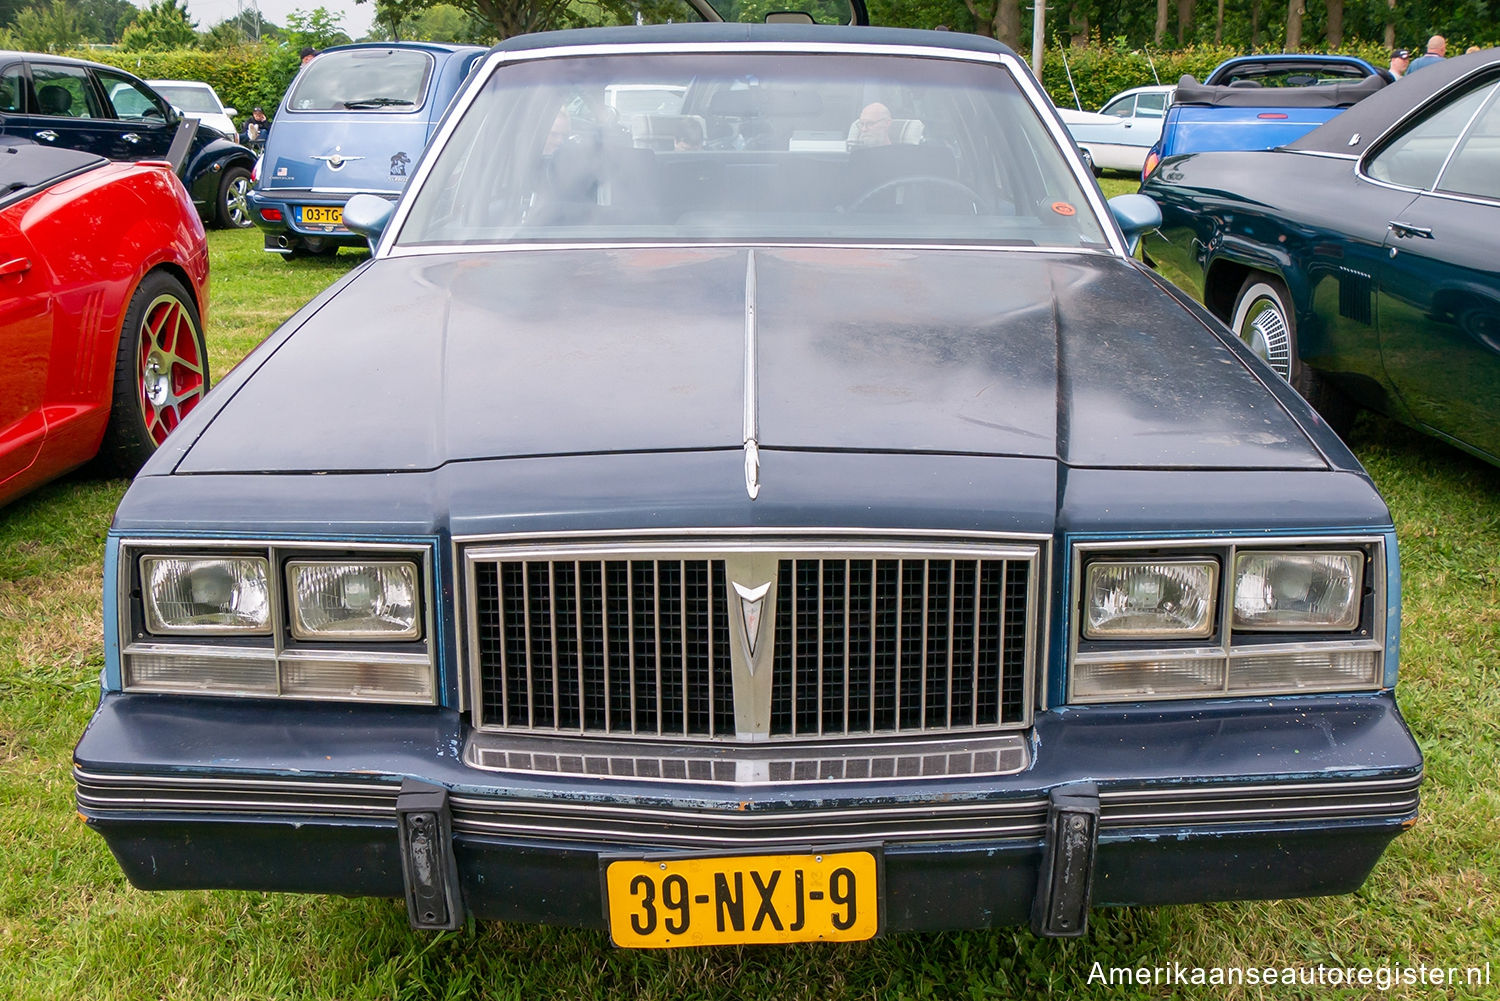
[1466,45,1482,54]
[1389,49,1410,78]
[242,106,270,146]
[300,46,319,66]
[1407,36,1447,73]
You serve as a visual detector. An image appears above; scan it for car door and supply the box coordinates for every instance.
[1371,76,1500,460]
[0,213,51,487]
[7,61,118,154]
[89,67,175,161]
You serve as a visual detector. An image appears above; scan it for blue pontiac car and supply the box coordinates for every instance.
[76,25,1421,947]
[248,41,485,259]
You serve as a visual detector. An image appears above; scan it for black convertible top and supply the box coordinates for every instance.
[1173,73,1386,108]
[0,142,107,208]
[1287,47,1500,154]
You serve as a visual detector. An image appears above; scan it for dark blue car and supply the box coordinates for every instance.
[75,25,1420,947]
[248,42,486,260]
[0,52,256,228]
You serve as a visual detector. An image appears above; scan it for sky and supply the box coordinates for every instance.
[176,0,377,39]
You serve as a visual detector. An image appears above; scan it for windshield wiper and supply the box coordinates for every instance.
[341,97,415,109]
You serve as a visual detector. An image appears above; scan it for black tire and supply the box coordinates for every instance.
[215,166,253,229]
[99,272,209,475]
[1230,275,1357,436]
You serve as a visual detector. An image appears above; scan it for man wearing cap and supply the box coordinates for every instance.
[1389,49,1410,78]
[1407,36,1447,73]
[242,106,270,146]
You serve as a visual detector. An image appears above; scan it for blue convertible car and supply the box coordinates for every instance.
[76,25,1420,947]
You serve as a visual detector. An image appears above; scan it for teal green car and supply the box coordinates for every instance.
[1142,48,1500,466]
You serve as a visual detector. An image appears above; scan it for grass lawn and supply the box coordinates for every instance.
[0,226,1496,1000]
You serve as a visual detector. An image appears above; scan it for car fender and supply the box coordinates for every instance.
[181,136,255,216]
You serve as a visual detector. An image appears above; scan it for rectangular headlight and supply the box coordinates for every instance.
[1083,559,1217,639]
[142,556,271,635]
[1232,551,1363,631]
[287,560,421,640]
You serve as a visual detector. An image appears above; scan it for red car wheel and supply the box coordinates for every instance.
[101,272,210,473]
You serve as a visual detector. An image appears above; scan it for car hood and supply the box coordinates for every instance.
[177,247,1326,474]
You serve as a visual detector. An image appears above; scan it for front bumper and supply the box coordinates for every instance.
[75,692,1421,935]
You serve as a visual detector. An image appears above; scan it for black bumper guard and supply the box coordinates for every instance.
[396,779,465,931]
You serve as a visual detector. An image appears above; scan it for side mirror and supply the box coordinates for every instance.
[1108,193,1162,255]
[223,107,237,118]
[343,193,395,246]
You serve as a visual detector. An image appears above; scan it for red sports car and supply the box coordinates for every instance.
[1,142,209,507]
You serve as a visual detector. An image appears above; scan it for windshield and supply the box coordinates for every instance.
[286,48,434,112]
[397,51,1106,249]
[152,84,220,114]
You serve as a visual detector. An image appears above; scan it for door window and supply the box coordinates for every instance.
[1102,95,1135,118]
[0,64,21,112]
[96,70,170,122]
[30,64,101,118]
[1434,84,1500,200]
[1135,92,1167,118]
[1367,79,1499,191]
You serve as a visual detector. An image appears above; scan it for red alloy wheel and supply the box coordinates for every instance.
[135,292,206,445]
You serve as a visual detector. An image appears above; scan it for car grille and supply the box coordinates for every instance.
[468,542,1037,739]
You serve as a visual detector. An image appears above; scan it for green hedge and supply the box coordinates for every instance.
[1039,39,1400,110]
[73,38,1421,125]
[68,44,300,124]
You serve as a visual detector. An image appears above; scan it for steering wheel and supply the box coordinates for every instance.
[849,175,985,213]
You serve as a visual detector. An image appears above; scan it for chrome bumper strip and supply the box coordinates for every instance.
[75,767,1419,849]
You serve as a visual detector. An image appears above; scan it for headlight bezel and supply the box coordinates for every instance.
[1068,536,1385,705]
[118,538,437,704]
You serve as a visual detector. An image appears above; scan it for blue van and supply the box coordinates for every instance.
[249,42,485,259]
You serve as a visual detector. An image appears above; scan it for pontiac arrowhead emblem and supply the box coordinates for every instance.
[732,580,772,667]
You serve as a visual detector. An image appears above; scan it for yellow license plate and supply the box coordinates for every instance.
[606,850,878,948]
[300,205,343,226]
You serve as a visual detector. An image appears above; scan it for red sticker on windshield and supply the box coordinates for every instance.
[1052,202,1076,216]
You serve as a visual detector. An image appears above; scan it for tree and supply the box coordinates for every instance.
[1285,0,1303,50]
[12,0,83,52]
[121,0,198,50]
[74,0,140,42]
[961,0,1022,49]
[286,6,352,47]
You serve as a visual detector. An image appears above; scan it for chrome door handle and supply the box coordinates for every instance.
[122,133,141,143]
[1389,220,1434,239]
[35,129,58,142]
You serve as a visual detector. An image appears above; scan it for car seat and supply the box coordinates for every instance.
[37,84,73,116]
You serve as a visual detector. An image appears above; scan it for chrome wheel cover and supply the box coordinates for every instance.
[1239,294,1292,380]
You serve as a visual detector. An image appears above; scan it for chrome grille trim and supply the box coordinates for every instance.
[463,537,1042,739]
[464,733,1031,785]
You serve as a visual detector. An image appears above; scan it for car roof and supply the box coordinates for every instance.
[488,23,1018,59]
[1287,46,1500,154]
[316,41,487,57]
[0,50,133,73]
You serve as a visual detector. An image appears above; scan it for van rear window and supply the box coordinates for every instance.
[287,48,434,112]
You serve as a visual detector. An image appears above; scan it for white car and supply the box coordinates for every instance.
[147,79,238,140]
[1056,84,1174,173]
